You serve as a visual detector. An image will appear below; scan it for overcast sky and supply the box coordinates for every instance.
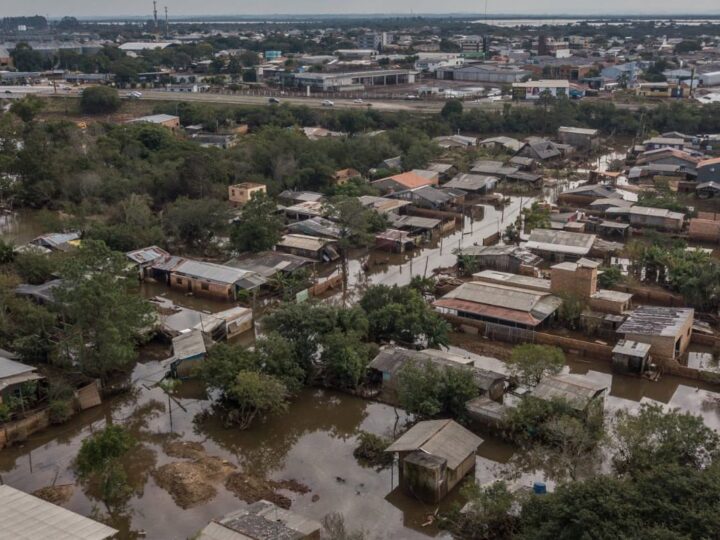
[4,0,720,18]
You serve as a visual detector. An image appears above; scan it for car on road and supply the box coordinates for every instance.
[321,100,335,107]
[268,97,281,104]
[126,91,143,99]
[353,98,364,103]
[404,94,420,100]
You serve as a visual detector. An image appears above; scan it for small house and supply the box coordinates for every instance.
[531,374,607,414]
[444,173,497,194]
[357,195,411,215]
[0,354,44,407]
[517,139,563,162]
[696,181,720,199]
[558,126,600,150]
[228,182,267,206]
[277,190,324,206]
[688,213,720,243]
[283,201,325,221]
[426,162,457,181]
[479,136,524,154]
[697,158,720,183]
[30,232,80,252]
[508,156,536,171]
[617,306,694,362]
[388,185,458,210]
[385,419,483,503]
[287,216,341,239]
[612,339,652,375]
[627,206,685,232]
[126,246,170,278]
[372,171,438,194]
[504,171,544,188]
[169,259,266,300]
[226,251,314,279]
[170,329,207,379]
[456,245,542,274]
[558,184,621,206]
[198,500,321,540]
[275,234,340,262]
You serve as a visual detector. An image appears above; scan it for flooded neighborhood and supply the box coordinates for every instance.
[2,8,720,540]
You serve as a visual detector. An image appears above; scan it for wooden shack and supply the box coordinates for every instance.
[386,419,483,503]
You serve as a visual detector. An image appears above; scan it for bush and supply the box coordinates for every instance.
[14,251,58,285]
[353,431,393,469]
[0,403,10,423]
[80,86,120,114]
[48,399,74,424]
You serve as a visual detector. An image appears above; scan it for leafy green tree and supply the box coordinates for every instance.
[442,481,519,540]
[226,370,288,429]
[163,197,228,251]
[75,425,135,511]
[360,285,449,347]
[54,241,153,384]
[441,99,464,120]
[396,360,478,419]
[13,250,59,285]
[521,202,551,233]
[613,403,720,476]
[80,86,121,115]
[230,192,283,253]
[597,265,623,288]
[10,43,45,71]
[320,330,373,390]
[507,344,565,386]
[0,239,16,264]
[10,95,44,122]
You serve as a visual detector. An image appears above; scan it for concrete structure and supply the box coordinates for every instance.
[558,126,600,150]
[434,281,562,329]
[228,182,266,206]
[612,339,652,375]
[617,306,694,361]
[386,419,483,503]
[199,499,321,540]
[436,64,530,83]
[0,484,117,539]
[550,258,632,315]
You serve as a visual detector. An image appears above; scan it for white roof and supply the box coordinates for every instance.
[512,79,570,88]
[119,41,175,51]
[0,484,118,540]
[127,114,179,124]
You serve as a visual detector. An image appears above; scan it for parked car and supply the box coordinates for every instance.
[268,97,280,104]
[404,94,419,100]
[321,100,335,107]
[126,91,143,99]
[353,98,364,103]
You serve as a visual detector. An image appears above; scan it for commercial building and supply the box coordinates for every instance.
[511,80,571,100]
[436,64,530,83]
[292,69,416,91]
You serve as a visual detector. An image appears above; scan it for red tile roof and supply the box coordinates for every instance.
[381,171,434,189]
[698,157,720,168]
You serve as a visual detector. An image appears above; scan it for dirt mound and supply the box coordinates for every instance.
[224,472,310,509]
[153,442,237,508]
[154,462,218,509]
[32,484,73,505]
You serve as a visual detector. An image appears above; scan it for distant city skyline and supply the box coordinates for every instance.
[4,1,720,18]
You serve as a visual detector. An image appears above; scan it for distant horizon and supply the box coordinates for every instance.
[3,1,720,20]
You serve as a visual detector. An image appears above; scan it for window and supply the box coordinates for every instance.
[175,277,183,285]
[201,282,210,291]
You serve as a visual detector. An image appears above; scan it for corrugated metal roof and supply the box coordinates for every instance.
[172,259,265,289]
[126,246,169,265]
[0,356,36,380]
[277,234,333,252]
[444,173,496,191]
[386,419,482,470]
[618,306,694,337]
[0,484,118,540]
[532,374,607,411]
[526,229,596,255]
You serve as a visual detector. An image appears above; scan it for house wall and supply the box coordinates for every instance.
[588,295,630,315]
[550,265,597,298]
[624,315,693,361]
[698,165,720,183]
[629,214,683,231]
[448,453,477,493]
[688,218,720,242]
[229,184,266,206]
[170,273,235,300]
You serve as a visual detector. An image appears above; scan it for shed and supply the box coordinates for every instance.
[617,306,694,361]
[0,484,118,540]
[170,329,207,379]
[386,419,483,503]
[612,339,651,375]
[531,374,607,412]
[0,356,44,404]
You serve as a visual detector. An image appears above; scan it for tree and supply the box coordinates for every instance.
[54,241,153,384]
[10,43,44,71]
[612,403,720,477]
[521,202,551,233]
[230,192,283,253]
[75,425,135,511]
[226,370,288,429]
[320,330,373,390]
[360,285,449,348]
[163,197,228,251]
[80,86,121,115]
[442,481,519,540]
[10,95,44,122]
[13,250,59,285]
[598,265,623,288]
[441,99,464,120]
[396,360,478,419]
[507,344,565,386]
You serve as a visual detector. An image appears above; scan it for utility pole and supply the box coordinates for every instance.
[164,6,169,38]
[153,0,159,38]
